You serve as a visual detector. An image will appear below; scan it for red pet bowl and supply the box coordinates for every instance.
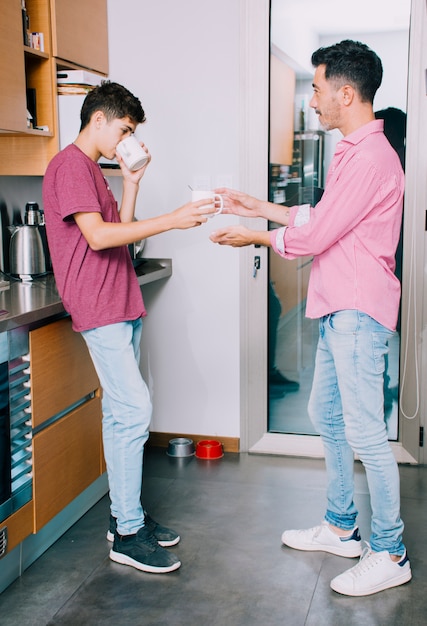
[195,440,223,460]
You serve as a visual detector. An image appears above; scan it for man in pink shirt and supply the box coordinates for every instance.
[210,40,410,596]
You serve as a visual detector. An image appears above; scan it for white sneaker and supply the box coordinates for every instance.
[281,521,362,558]
[330,545,412,596]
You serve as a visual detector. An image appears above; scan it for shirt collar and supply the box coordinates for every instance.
[339,119,384,148]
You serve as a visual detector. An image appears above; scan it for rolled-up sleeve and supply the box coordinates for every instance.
[270,203,311,257]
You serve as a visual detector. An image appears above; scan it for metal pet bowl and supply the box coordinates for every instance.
[166,437,195,458]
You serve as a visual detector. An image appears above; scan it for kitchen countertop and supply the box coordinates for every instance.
[0,258,172,332]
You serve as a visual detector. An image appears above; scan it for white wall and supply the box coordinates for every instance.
[107,0,242,438]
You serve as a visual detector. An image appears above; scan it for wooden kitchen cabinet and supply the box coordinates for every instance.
[0,0,57,174]
[29,317,103,531]
[0,0,28,132]
[50,0,109,74]
[0,0,56,136]
[0,502,33,555]
[29,317,99,428]
[0,0,108,175]
[32,396,102,531]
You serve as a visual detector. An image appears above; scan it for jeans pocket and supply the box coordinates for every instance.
[327,310,359,334]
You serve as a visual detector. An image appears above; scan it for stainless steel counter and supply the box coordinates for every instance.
[0,258,172,332]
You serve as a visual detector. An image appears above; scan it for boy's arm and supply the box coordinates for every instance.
[74,199,214,250]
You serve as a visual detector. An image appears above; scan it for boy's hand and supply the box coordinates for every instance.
[116,142,151,183]
[170,200,218,229]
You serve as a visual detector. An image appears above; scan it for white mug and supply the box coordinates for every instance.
[116,135,149,171]
[191,190,223,217]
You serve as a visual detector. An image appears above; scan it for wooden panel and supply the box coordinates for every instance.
[270,54,295,165]
[51,0,109,74]
[0,0,58,173]
[0,0,27,132]
[30,317,99,428]
[26,0,52,55]
[1,501,33,555]
[32,396,102,531]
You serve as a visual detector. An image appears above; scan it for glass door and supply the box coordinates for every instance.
[266,0,410,441]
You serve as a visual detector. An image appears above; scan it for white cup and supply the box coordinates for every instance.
[116,135,149,171]
[191,190,224,217]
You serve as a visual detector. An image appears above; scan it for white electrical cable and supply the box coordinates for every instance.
[399,202,420,420]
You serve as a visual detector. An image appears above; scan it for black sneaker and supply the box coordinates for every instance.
[110,526,181,574]
[107,512,180,547]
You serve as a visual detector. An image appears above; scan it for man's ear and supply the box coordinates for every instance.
[341,84,355,106]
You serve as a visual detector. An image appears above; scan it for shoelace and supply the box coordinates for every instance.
[351,543,384,577]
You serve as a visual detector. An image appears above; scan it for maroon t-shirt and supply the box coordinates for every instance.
[42,144,146,332]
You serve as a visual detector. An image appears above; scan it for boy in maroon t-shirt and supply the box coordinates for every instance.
[43,81,212,574]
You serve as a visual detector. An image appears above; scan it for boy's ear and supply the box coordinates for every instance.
[93,110,106,129]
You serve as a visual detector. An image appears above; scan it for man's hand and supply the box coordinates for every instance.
[210,225,270,248]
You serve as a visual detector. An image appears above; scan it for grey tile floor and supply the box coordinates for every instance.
[0,448,426,625]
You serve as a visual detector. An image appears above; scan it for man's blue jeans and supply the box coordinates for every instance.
[308,310,405,555]
[82,318,151,536]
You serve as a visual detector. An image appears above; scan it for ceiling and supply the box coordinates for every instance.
[271,0,411,75]
[271,0,411,37]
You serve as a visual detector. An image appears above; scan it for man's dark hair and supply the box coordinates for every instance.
[80,81,146,131]
[375,107,407,168]
[311,40,383,104]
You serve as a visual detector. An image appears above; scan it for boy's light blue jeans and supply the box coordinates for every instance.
[308,310,405,555]
[82,318,151,536]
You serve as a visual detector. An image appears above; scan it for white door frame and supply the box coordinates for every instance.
[239,0,426,464]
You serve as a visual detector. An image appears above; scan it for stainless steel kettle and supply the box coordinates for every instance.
[9,225,46,279]
[9,202,47,279]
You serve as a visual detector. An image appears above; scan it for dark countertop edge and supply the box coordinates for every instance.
[0,258,172,332]
[135,258,172,285]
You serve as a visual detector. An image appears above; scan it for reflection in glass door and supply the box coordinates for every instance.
[267,128,322,435]
[267,23,408,439]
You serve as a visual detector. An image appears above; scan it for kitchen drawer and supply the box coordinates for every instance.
[30,317,99,428]
[0,501,33,557]
[32,395,102,531]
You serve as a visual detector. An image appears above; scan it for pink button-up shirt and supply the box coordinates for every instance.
[270,120,404,331]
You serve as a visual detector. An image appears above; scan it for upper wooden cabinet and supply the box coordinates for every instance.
[0,0,28,132]
[0,0,108,175]
[50,0,108,74]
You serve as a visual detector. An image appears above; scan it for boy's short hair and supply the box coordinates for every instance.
[80,81,146,131]
[311,39,383,104]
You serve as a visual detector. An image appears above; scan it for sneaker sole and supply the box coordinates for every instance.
[330,569,412,596]
[106,530,180,547]
[109,549,181,573]
[281,534,362,558]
